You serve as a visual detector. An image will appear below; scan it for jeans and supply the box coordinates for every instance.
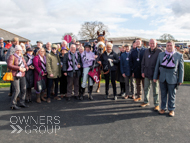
[144,78,159,106]
[11,76,26,106]
[159,81,177,111]
[105,71,116,96]
[47,78,59,98]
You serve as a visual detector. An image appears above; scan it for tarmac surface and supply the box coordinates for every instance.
[0,83,190,143]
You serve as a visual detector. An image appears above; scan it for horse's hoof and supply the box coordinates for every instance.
[96,89,100,93]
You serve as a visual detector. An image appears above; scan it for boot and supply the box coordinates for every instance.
[80,88,85,100]
[88,86,93,100]
[41,92,47,102]
[36,93,41,103]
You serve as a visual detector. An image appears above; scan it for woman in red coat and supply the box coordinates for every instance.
[7,45,29,110]
[33,48,47,103]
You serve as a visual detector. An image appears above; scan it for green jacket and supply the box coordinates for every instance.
[46,51,61,79]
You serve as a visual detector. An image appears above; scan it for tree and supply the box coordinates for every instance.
[62,33,77,40]
[159,33,175,41]
[78,21,109,40]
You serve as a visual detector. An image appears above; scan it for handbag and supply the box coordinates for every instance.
[3,56,14,81]
[36,71,46,92]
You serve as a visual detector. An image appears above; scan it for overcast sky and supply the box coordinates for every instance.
[0,0,190,44]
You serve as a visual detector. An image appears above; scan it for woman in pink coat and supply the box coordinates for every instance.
[33,48,47,103]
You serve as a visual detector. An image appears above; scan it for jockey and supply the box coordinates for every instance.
[80,42,98,100]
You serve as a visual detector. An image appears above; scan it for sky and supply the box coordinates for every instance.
[0,0,190,44]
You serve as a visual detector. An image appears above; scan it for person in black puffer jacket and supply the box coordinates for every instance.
[98,42,119,100]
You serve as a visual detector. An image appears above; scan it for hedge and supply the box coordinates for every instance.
[184,62,190,81]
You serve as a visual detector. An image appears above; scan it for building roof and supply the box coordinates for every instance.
[107,36,150,42]
[0,28,30,42]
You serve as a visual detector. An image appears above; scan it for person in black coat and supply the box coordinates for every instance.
[98,42,119,100]
[24,48,35,103]
[59,47,68,98]
[130,38,145,102]
[116,46,125,97]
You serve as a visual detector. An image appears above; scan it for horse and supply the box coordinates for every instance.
[95,31,107,93]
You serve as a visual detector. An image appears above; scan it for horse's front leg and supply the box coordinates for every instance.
[96,74,101,93]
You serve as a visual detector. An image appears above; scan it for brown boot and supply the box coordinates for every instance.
[140,103,150,107]
[36,93,41,103]
[41,92,47,102]
[169,111,175,117]
[159,109,165,114]
[154,106,160,111]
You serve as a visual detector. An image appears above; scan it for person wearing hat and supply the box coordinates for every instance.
[46,44,62,103]
[59,46,68,98]
[24,48,35,103]
[7,45,29,110]
[80,42,97,100]
[5,40,12,49]
[34,41,43,55]
[80,42,98,100]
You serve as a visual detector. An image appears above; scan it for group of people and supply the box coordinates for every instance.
[2,36,184,117]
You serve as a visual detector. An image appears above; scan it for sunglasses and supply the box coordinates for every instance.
[52,48,56,50]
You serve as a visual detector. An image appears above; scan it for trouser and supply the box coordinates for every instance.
[130,77,135,95]
[60,71,67,94]
[136,78,144,98]
[82,67,93,88]
[144,77,159,106]
[159,81,177,111]
[120,82,125,93]
[105,71,116,96]
[125,76,134,95]
[11,77,26,106]
[10,82,13,94]
[47,78,59,98]
[67,73,79,97]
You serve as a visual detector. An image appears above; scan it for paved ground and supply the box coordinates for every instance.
[0,83,190,143]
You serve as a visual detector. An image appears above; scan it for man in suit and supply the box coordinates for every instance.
[153,40,184,117]
[130,38,146,102]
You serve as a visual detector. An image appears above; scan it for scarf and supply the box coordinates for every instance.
[67,51,78,71]
[14,53,24,77]
[161,50,175,68]
[26,53,34,66]
[39,55,46,72]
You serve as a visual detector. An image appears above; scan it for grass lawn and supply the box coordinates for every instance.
[0,82,11,88]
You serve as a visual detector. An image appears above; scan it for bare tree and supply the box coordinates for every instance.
[78,21,109,40]
[159,33,175,41]
[62,33,77,40]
